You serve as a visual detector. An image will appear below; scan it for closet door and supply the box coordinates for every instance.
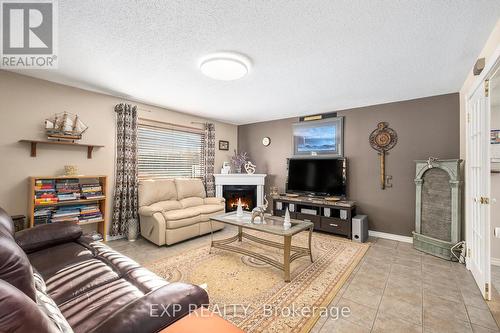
[466,78,491,299]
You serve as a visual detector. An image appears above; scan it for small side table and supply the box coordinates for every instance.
[11,215,27,232]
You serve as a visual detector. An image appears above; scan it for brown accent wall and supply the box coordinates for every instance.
[238,93,460,236]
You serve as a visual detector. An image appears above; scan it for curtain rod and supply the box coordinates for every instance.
[138,117,203,132]
[132,105,211,127]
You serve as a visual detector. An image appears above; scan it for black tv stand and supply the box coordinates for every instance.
[271,195,356,239]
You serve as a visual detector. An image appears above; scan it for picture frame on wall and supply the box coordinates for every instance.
[292,117,344,157]
[219,140,229,150]
[492,129,500,144]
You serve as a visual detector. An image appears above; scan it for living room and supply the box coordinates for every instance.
[0,1,500,333]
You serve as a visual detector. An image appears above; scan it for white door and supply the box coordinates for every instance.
[466,79,491,299]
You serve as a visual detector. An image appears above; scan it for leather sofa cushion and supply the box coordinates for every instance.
[139,200,183,216]
[180,197,204,208]
[45,258,120,305]
[195,204,224,215]
[89,244,142,276]
[35,286,74,333]
[204,197,225,205]
[58,279,143,333]
[139,179,177,207]
[28,242,94,278]
[16,221,82,254]
[165,216,200,229]
[164,208,200,221]
[151,200,183,212]
[0,233,37,301]
[125,267,169,293]
[0,279,60,333]
[175,178,206,200]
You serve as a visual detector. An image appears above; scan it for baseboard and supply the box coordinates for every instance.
[491,258,500,267]
[368,230,413,244]
[106,234,125,241]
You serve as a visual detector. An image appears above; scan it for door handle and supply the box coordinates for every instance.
[480,197,490,204]
[329,223,339,227]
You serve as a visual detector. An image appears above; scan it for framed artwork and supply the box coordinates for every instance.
[292,117,344,157]
[492,130,500,144]
[219,140,229,150]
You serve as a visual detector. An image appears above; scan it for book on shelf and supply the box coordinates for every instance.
[45,204,103,224]
[80,178,103,199]
[35,198,58,205]
[33,177,105,205]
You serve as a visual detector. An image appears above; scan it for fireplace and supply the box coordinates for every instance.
[223,185,257,212]
[214,174,266,211]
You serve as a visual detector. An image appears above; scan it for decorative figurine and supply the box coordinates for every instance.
[244,161,256,174]
[283,208,292,229]
[236,198,244,218]
[251,195,268,224]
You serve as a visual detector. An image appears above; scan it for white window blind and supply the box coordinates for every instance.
[137,123,203,179]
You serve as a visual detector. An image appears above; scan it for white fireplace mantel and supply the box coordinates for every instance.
[214,174,266,207]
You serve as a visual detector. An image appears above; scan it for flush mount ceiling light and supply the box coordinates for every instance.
[199,52,251,81]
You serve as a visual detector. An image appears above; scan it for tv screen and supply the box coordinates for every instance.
[287,158,347,197]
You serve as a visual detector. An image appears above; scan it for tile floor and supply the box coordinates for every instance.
[107,229,499,333]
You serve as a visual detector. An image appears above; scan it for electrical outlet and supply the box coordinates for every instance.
[495,227,500,238]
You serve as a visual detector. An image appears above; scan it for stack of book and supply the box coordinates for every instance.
[34,180,58,205]
[49,204,103,224]
[79,204,103,223]
[51,206,80,223]
[33,207,55,225]
[56,178,81,201]
[80,178,105,200]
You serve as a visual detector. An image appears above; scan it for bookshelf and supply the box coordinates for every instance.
[28,175,107,241]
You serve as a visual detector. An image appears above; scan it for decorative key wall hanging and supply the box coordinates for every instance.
[369,122,398,189]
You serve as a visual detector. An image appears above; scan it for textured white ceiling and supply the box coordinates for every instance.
[12,0,500,124]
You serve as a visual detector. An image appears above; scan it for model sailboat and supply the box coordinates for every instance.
[45,112,88,141]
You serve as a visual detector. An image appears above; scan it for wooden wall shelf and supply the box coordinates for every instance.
[19,140,104,159]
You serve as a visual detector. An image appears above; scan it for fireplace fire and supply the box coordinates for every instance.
[223,185,257,212]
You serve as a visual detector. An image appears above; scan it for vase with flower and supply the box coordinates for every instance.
[230,150,248,174]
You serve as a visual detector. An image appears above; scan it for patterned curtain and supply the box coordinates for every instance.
[202,123,216,197]
[111,103,139,240]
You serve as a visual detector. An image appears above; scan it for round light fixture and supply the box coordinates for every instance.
[199,52,251,81]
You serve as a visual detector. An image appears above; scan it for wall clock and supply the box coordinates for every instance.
[262,137,271,146]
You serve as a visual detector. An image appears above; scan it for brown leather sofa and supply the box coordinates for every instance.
[0,207,209,333]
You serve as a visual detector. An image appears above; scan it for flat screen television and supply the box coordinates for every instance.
[286,158,347,197]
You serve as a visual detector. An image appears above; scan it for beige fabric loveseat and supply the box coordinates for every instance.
[138,178,225,246]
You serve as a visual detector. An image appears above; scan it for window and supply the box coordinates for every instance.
[137,122,203,179]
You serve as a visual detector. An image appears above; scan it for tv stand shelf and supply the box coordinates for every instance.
[271,195,356,239]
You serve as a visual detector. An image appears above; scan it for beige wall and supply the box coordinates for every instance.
[0,71,237,234]
[238,93,460,237]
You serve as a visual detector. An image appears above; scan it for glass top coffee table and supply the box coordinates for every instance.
[209,212,314,282]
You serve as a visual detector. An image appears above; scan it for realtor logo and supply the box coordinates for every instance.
[1,0,58,68]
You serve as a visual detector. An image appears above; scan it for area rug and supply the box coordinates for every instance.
[146,231,369,332]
